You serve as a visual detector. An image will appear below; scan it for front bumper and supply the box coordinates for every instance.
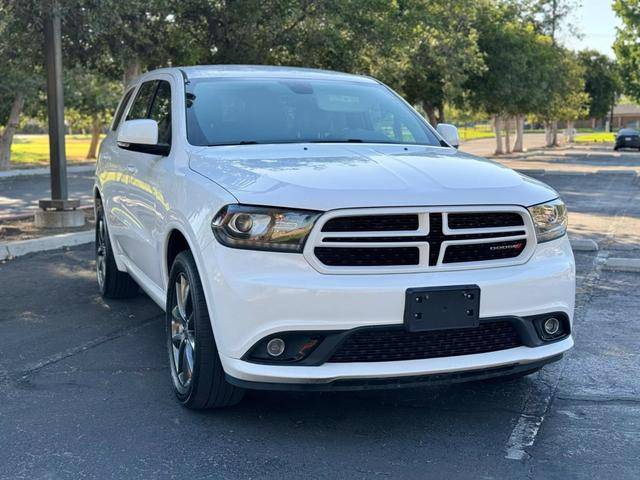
[200,235,575,386]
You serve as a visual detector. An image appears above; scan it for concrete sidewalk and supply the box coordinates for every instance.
[0,170,95,219]
[460,132,563,157]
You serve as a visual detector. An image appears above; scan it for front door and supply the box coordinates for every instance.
[112,78,173,286]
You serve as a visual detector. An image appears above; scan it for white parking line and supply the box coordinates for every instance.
[505,375,557,460]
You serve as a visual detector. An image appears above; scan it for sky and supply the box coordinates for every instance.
[562,0,621,57]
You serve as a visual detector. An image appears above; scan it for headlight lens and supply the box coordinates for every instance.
[527,198,568,243]
[211,205,321,252]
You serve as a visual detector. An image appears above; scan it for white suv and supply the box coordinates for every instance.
[95,66,575,409]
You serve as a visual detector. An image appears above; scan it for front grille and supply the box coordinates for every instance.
[307,207,533,273]
[328,321,522,363]
[322,214,419,232]
[315,247,419,266]
[443,239,527,264]
[448,212,524,229]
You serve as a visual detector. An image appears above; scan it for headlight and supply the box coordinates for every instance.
[527,198,568,243]
[211,205,321,252]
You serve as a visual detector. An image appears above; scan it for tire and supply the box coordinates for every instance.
[166,250,245,409]
[95,201,139,299]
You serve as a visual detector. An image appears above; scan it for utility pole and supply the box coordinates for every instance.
[36,0,84,228]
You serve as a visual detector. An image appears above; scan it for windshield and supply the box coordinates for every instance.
[185,77,440,147]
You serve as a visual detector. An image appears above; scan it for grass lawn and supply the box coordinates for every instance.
[10,134,104,167]
[458,126,495,141]
[574,132,616,143]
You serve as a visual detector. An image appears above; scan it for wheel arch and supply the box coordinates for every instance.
[167,229,190,269]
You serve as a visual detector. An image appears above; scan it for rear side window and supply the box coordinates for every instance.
[148,81,172,145]
[110,88,134,131]
[126,81,158,120]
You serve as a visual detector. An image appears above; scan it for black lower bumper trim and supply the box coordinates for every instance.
[226,354,564,392]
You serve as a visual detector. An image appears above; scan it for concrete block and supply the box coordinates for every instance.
[570,238,599,252]
[0,164,95,179]
[2,231,93,259]
[595,169,637,176]
[34,209,85,228]
[603,257,640,273]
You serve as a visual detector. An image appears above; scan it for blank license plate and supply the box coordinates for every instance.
[404,285,480,332]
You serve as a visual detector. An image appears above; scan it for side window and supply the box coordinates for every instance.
[110,88,134,131]
[126,81,158,120]
[148,80,172,145]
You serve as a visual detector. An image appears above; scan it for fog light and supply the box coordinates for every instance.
[266,338,285,357]
[543,317,561,336]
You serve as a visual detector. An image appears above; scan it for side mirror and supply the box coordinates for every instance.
[117,119,169,156]
[436,123,460,149]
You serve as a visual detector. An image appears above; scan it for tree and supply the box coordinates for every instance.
[533,46,588,146]
[523,0,582,43]
[577,50,621,125]
[0,0,45,170]
[65,67,121,158]
[63,0,180,88]
[614,0,640,103]
[465,2,554,153]
[401,1,485,126]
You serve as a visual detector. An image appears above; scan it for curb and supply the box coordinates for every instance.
[516,168,638,177]
[516,169,546,176]
[0,230,93,261]
[570,238,599,252]
[0,204,93,222]
[602,257,640,273]
[0,164,95,179]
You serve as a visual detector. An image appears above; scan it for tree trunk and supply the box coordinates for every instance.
[424,104,437,126]
[494,115,504,155]
[513,114,525,152]
[0,91,25,170]
[545,120,558,147]
[566,120,575,143]
[86,114,102,160]
[504,116,512,154]
[550,120,558,147]
[123,59,142,88]
[436,105,445,124]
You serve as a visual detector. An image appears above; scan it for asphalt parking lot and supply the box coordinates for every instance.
[1,164,639,479]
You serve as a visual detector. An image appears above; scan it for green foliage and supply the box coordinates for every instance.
[0,0,45,125]
[0,0,622,157]
[614,0,640,102]
[401,1,485,123]
[65,66,121,123]
[578,50,621,119]
[465,2,550,116]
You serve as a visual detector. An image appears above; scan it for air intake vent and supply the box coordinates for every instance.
[328,321,522,363]
[443,240,527,264]
[448,212,524,229]
[314,247,419,266]
[322,214,419,232]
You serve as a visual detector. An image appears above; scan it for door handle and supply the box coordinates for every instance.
[126,165,138,174]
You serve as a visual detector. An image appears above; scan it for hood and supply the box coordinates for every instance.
[189,144,557,211]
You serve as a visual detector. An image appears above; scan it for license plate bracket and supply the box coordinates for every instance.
[404,285,481,332]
